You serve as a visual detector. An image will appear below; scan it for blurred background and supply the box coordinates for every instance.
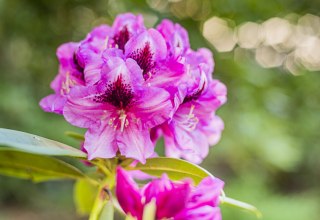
[0,0,319,219]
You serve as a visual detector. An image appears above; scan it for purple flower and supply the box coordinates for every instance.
[40,42,85,114]
[157,19,190,59]
[147,34,227,163]
[157,77,227,164]
[40,13,227,163]
[116,167,224,220]
[63,57,173,163]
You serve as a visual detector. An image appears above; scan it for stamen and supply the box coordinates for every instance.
[119,112,127,132]
[108,117,115,125]
[188,105,195,119]
[178,105,199,131]
[61,72,73,95]
[125,119,129,127]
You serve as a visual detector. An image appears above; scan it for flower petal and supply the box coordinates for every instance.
[56,42,79,70]
[184,48,214,80]
[100,56,144,89]
[195,80,227,114]
[142,174,191,219]
[84,121,117,160]
[132,86,173,129]
[116,167,144,220]
[82,54,104,85]
[39,94,66,114]
[200,115,224,146]
[116,123,154,163]
[50,43,85,93]
[112,13,145,50]
[125,29,167,76]
[191,177,224,207]
[76,25,112,84]
[157,19,190,58]
[175,177,224,220]
[77,25,112,64]
[63,85,115,128]
[175,206,222,220]
[171,123,209,164]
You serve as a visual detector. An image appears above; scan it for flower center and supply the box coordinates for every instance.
[72,53,85,81]
[94,74,134,109]
[129,42,154,79]
[113,26,130,51]
[183,81,206,104]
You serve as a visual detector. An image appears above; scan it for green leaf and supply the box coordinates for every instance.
[74,179,98,215]
[0,148,85,182]
[220,196,262,218]
[129,157,213,185]
[0,128,86,158]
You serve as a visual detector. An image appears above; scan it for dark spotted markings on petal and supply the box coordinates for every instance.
[113,26,130,51]
[129,42,154,78]
[183,81,206,104]
[94,74,134,109]
[72,53,85,81]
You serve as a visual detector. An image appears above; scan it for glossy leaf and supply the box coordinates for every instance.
[0,148,85,182]
[220,196,262,218]
[0,128,86,158]
[74,179,98,215]
[128,157,213,185]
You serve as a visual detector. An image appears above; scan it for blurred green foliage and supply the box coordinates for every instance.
[0,0,319,219]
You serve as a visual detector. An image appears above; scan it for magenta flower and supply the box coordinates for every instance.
[40,42,85,114]
[151,38,227,163]
[40,13,227,163]
[63,57,172,162]
[116,167,224,220]
[157,19,190,59]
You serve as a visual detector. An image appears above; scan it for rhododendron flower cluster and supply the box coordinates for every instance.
[116,167,224,220]
[0,12,262,220]
[40,13,227,164]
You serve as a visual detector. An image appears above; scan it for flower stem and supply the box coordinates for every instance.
[89,174,115,220]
